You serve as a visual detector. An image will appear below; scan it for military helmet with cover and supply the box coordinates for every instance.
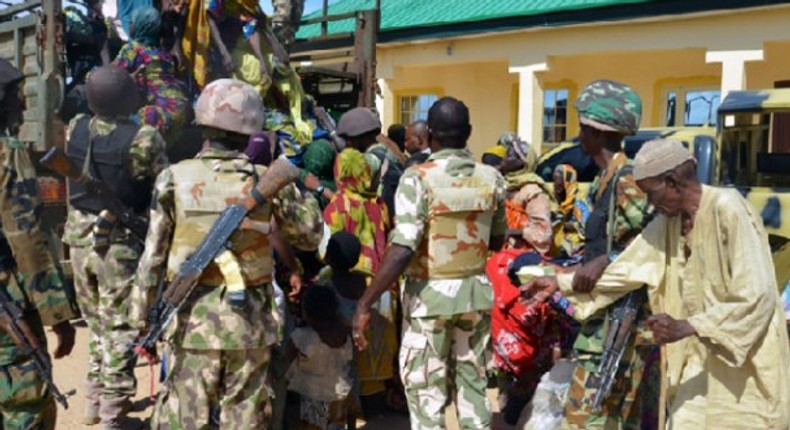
[195,79,265,136]
[87,66,141,117]
[337,107,381,138]
[575,79,642,135]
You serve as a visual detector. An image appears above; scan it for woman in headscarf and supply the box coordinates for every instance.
[113,6,192,143]
[552,164,589,258]
[323,147,397,409]
[498,132,556,255]
[183,0,313,148]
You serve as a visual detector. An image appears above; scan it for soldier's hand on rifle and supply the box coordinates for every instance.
[647,314,696,345]
[572,254,609,293]
[352,305,371,351]
[51,321,76,358]
[519,276,559,305]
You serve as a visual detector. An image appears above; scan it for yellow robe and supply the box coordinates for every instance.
[559,185,790,429]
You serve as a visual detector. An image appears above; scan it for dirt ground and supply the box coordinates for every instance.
[46,323,514,430]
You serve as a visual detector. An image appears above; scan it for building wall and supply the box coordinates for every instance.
[376,4,790,156]
[381,61,518,157]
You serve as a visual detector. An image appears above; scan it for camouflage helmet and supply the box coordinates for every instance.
[87,66,141,117]
[195,79,264,136]
[574,79,642,135]
[337,107,381,138]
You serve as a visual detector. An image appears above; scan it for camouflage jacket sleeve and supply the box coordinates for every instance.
[0,138,78,325]
[131,168,176,323]
[389,170,428,251]
[612,171,652,248]
[128,125,169,182]
[272,183,324,252]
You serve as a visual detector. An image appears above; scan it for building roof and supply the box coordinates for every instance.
[296,0,789,43]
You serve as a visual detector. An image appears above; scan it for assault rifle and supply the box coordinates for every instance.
[0,286,71,409]
[136,158,300,352]
[40,147,148,241]
[312,106,346,152]
[590,288,647,412]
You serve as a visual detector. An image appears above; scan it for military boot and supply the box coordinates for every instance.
[81,380,103,425]
[99,396,132,430]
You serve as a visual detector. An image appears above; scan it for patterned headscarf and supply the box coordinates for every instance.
[131,7,162,46]
[554,164,579,217]
[323,148,389,276]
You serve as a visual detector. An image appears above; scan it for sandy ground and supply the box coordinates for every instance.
[46,322,512,430]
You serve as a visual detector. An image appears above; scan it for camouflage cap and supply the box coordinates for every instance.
[195,79,264,136]
[337,107,381,138]
[575,79,642,135]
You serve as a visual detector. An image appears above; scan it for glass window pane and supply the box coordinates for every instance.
[685,90,720,126]
[544,90,556,109]
[543,126,553,143]
[556,106,567,127]
[554,127,568,142]
[544,107,555,127]
[557,90,568,104]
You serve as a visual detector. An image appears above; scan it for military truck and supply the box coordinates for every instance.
[0,0,68,262]
[717,89,790,292]
[290,0,380,112]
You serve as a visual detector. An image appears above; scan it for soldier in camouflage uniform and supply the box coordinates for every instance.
[271,0,306,49]
[353,97,507,430]
[0,58,79,430]
[63,66,169,429]
[559,80,655,430]
[132,79,323,429]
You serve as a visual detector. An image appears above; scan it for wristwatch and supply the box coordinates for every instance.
[315,184,325,195]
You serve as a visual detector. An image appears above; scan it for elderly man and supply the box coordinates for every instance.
[523,139,790,429]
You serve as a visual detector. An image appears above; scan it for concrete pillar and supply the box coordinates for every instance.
[509,63,549,153]
[705,50,764,99]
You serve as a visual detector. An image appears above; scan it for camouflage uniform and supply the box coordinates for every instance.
[563,80,654,430]
[0,135,79,429]
[132,145,322,429]
[389,148,507,430]
[271,0,305,48]
[62,115,168,423]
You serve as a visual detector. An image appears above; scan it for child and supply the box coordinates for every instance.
[286,286,353,430]
[319,232,367,325]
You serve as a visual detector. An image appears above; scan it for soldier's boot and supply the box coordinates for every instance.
[99,396,132,430]
[82,380,103,425]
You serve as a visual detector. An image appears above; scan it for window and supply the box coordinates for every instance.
[543,89,568,143]
[663,86,720,127]
[399,94,439,125]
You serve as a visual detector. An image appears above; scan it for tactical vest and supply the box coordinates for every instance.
[166,159,274,287]
[406,162,500,280]
[66,117,150,214]
[583,166,632,262]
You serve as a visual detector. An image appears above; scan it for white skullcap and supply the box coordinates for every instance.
[633,139,694,181]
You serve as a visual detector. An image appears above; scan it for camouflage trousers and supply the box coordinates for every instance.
[151,347,272,429]
[562,344,654,430]
[400,311,491,430]
[0,356,57,430]
[70,244,140,408]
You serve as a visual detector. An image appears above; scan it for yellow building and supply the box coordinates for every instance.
[298,0,790,157]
